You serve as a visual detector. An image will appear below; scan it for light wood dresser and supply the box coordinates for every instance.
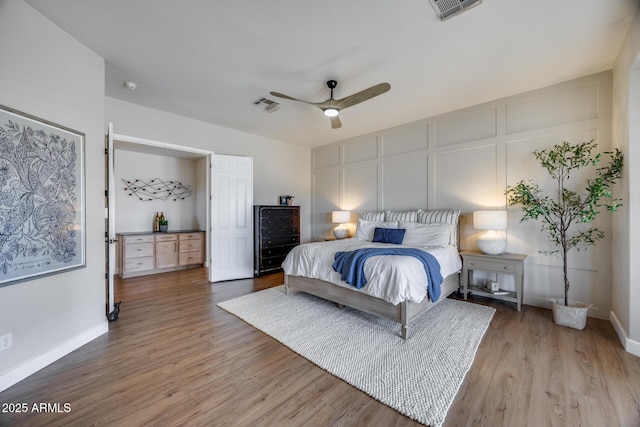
[117,231,205,278]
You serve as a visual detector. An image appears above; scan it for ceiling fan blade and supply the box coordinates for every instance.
[272,80,388,129]
[334,83,391,110]
[269,91,317,106]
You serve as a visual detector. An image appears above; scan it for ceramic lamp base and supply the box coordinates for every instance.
[333,227,349,239]
[477,232,506,255]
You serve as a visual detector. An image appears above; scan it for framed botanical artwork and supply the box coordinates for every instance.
[0,105,85,287]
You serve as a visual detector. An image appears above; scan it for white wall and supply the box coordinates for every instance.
[0,0,107,390]
[612,8,640,356]
[195,157,208,235]
[312,72,615,319]
[105,98,312,243]
[114,151,201,232]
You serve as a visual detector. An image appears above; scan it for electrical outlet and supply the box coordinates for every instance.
[0,333,12,351]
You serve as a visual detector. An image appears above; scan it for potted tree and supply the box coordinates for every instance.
[505,140,623,329]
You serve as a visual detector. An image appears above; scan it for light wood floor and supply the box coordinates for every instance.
[1,268,639,426]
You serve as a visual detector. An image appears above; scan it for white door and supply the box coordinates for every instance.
[209,154,254,282]
[106,123,116,314]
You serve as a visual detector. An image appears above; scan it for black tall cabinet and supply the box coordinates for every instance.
[254,205,300,277]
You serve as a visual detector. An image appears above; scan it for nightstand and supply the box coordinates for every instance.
[460,250,527,311]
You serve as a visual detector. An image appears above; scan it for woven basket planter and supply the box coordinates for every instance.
[550,298,591,330]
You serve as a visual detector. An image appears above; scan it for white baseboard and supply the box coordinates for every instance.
[610,310,627,347]
[0,322,109,392]
[610,311,640,357]
[627,337,640,357]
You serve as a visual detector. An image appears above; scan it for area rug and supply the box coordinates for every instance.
[217,286,495,427]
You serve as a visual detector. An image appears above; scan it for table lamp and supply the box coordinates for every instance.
[331,210,350,239]
[473,210,507,255]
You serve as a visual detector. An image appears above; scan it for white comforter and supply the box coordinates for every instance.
[281,239,461,305]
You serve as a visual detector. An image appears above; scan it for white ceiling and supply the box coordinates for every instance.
[25,0,638,149]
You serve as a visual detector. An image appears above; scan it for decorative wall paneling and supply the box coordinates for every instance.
[311,72,613,318]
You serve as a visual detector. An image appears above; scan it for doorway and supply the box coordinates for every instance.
[105,124,255,313]
[105,124,213,314]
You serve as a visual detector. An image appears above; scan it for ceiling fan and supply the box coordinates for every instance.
[270,80,391,129]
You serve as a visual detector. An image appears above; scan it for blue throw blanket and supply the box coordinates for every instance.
[332,248,443,302]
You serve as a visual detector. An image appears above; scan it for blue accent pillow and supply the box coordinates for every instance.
[372,227,406,244]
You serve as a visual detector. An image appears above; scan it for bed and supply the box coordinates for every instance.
[282,209,462,339]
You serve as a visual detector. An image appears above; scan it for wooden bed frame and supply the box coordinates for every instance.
[284,272,460,339]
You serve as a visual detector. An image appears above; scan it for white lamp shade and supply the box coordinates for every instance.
[332,210,350,224]
[473,210,507,230]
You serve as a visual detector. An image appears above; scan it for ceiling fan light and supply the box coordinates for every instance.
[323,108,339,117]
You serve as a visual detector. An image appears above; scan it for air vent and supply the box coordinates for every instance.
[253,97,280,113]
[428,0,482,21]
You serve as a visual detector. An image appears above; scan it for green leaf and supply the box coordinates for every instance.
[504,140,623,301]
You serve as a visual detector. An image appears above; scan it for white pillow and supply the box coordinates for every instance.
[416,210,461,246]
[416,209,460,225]
[385,210,418,222]
[399,221,453,247]
[355,219,399,241]
[359,211,385,221]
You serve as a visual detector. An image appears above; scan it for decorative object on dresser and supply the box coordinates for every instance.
[278,195,295,206]
[331,210,350,239]
[461,250,527,311]
[117,231,205,278]
[473,210,507,255]
[505,140,623,329]
[158,212,168,232]
[254,205,300,277]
